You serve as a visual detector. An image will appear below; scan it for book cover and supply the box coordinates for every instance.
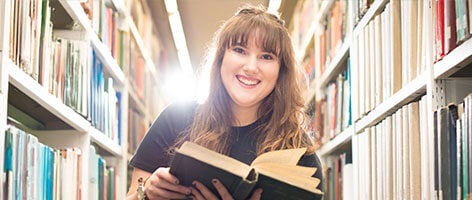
[170,142,323,200]
[444,0,457,54]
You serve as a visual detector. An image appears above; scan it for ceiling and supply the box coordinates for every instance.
[144,0,298,77]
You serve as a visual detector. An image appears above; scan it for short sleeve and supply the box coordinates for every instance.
[129,101,196,173]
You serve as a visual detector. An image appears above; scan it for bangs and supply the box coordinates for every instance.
[224,18,283,56]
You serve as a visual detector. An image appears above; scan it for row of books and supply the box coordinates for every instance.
[324,152,353,200]
[351,96,428,200]
[350,0,429,122]
[434,0,472,62]
[309,0,449,143]
[307,66,351,146]
[90,50,120,143]
[80,0,157,108]
[44,32,90,117]
[3,125,82,199]
[313,0,349,78]
[80,0,162,121]
[127,108,148,155]
[298,0,374,80]
[125,0,158,58]
[347,92,472,200]
[83,0,166,129]
[7,0,49,81]
[1,0,166,198]
[89,145,117,200]
[291,0,320,54]
[434,93,472,200]
[6,0,122,144]
[3,125,118,200]
[295,1,472,199]
[80,0,120,60]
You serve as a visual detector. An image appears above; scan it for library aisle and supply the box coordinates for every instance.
[1,0,472,200]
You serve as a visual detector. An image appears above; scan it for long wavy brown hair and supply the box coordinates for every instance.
[175,4,314,156]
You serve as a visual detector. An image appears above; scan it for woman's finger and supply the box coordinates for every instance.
[247,188,263,200]
[145,167,192,199]
[146,186,188,200]
[190,187,205,200]
[211,179,233,200]
[153,168,191,195]
[146,180,191,200]
[192,180,220,200]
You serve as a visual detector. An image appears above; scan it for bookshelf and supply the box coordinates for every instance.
[0,0,167,199]
[293,0,472,199]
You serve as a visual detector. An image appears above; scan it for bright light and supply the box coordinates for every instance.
[268,0,282,14]
[163,71,197,102]
[164,0,194,76]
[164,0,178,13]
[195,65,211,103]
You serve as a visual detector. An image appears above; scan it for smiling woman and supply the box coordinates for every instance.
[127,4,323,200]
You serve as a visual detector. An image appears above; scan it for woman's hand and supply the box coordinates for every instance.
[144,167,192,199]
[191,179,263,200]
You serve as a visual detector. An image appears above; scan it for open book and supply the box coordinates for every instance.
[169,142,323,200]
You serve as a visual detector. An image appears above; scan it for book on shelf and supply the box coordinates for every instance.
[169,141,323,200]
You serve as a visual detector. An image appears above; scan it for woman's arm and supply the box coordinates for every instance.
[126,167,192,200]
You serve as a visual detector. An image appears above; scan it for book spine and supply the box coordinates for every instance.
[231,173,257,200]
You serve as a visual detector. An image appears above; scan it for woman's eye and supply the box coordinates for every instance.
[233,47,245,54]
[261,54,274,60]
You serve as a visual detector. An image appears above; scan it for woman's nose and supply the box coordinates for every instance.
[243,56,259,74]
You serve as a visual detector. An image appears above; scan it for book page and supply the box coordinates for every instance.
[254,163,317,179]
[250,147,306,167]
[255,164,321,194]
[177,142,252,179]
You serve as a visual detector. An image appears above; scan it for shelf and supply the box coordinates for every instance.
[304,39,350,105]
[434,37,472,79]
[7,61,90,132]
[316,125,354,157]
[304,0,388,104]
[127,17,159,80]
[56,0,125,87]
[351,0,389,37]
[0,54,7,94]
[90,127,123,157]
[304,76,318,105]
[0,0,10,52]
[356,72,427,132]
[127,82,153,125]
[296,0,334,61]
[110,0,126,15]
[317,39,351,91]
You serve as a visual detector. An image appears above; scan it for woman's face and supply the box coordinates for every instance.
[220,37,280,112]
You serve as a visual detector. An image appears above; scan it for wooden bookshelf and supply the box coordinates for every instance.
[90,126,123,157]
[7,62,90,132]
[127,17,159,80]
[356,72,427,132]
[127,81,153,125]
[316,126,354,157]
[294,0,472,198]
[0,0,167,199]
[434,37,472,79]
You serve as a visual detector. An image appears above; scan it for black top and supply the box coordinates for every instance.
[129,101,324,191]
